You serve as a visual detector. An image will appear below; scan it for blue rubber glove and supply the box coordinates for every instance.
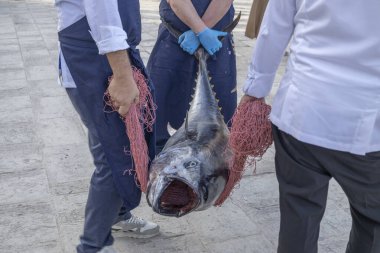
[178,30,200,55]
[197,28,227,55]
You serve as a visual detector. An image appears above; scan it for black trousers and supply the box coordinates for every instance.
[272,125,380,253]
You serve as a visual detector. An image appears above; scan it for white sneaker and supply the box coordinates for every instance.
[112,215,160,239]
[98,246,118,253]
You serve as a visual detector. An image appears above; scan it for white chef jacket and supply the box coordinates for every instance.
[243,0,380,155]
[55,0,130,88]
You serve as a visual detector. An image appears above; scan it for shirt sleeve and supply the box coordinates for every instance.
[83,0,129,55]
[243,0,297,98]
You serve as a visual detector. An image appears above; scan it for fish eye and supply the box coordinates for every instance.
[184,161,198,168]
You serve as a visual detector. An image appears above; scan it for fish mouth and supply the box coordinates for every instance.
[152,178,200,217]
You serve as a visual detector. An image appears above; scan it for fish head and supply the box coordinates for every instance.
[147,146,228,217]
[147,146,201,217]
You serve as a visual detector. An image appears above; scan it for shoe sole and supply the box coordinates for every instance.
[112,228,160,239]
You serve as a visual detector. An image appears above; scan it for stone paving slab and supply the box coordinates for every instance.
[0,0,351,252]
[0,201,60,253]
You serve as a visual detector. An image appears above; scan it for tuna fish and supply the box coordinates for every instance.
[146,14,240,217]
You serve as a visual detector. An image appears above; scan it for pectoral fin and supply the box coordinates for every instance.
[167,123,177,136]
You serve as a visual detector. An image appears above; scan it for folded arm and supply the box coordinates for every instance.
[168,0,233,31]
[168,0,232,55]
[202,0,233,28]
[167,0,206,33]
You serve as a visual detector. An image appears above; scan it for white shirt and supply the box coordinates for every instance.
[55,0,130,88]
[243,0,380,155]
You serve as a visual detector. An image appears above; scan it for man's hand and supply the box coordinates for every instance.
[178,30,200,55]
[239,94,264,106]
[197,28,227,55]
[106,50,139,116]
[108,75,139,116]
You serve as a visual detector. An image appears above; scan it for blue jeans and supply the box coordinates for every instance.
[66,88,132,253]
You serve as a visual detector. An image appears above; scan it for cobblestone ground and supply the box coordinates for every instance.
[0,0,351,252]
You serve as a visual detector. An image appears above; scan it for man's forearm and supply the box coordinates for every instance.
[106,50,133,79]
[202,0,233,28]
[168,0,206,33]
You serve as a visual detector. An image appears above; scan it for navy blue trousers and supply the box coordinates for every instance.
[66,88,133,253]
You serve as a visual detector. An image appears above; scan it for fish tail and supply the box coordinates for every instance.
[194,48,208,61]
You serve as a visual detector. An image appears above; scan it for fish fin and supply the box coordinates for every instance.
[195,48,209,61]
[185,111,190,138]
[222,12,241,34]
[167,123,177,136]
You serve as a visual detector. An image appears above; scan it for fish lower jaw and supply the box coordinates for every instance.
[152,178,200,218]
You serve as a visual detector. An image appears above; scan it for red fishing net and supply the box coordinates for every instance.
[215,99,273,206]
[105,66,156,193]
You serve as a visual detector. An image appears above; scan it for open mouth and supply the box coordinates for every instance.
[158,179,199,217]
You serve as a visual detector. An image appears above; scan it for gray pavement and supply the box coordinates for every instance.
[0,0,351,252]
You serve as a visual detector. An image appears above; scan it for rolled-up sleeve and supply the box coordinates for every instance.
[243,0,297,98]
[83,0,129,55]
